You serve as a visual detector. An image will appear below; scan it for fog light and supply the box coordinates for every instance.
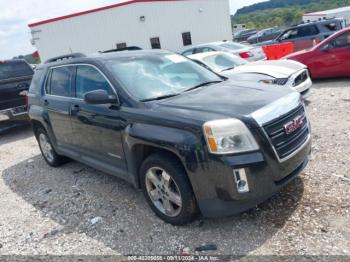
[233,168,249,193]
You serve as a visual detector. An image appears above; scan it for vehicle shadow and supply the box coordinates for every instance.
[2,155,304,255]
[0,121,32,146]
[312,77,350,88]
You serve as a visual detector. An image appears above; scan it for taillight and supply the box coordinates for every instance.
[239,52,252,59]
[19,90,29,105]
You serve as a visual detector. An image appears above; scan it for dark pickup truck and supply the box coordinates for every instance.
[0,59,34,121]
[28,51,311,225]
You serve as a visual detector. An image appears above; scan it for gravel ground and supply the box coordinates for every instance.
[0,79,349,257]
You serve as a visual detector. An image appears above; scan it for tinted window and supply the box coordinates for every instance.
[29,69,45,94]
[75,65,113,99]
[196,47,215,53]
[182,49,195,56]
[116,43,127,50]
[49,67,72,97]
[182,32,192,46]
[298,26,319,37]
[0,61,33,80]
[332,32,350,48]
[150,37,161,49]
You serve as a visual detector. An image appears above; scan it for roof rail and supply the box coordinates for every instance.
[100,46,142,53]
[45,53,86,64]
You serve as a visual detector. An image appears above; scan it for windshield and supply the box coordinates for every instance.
[105,53,222,101]
[0,61,33,81]
[202,53,247,73]
[219,42,247,50]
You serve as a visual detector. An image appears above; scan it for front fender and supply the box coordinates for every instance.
[123,123,208,188]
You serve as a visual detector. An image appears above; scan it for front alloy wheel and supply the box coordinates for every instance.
[145,167,182,217]
[140,153,199,225]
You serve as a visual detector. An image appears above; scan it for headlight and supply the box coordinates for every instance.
[203,119,259,154]
[259,79,275,85]
[259,78,288,85]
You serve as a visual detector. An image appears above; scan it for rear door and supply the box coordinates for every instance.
[69,64,127,174]
[44,66,75,148]
[0,60,33,111]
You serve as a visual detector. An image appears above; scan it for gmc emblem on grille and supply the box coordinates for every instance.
[284,115,304,135]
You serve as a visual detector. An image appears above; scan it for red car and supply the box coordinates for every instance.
[284,27,350,79]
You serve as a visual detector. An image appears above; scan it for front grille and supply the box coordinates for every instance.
[294,70,308,87]
[275,78,288,85]
[263,105,310,160]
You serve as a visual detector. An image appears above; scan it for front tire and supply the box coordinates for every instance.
[35,127,68,167]
[140,153,199,225]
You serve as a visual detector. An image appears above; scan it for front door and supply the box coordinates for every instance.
[69,64,127,174]
[310,32,350,78]
[325,32,350,76]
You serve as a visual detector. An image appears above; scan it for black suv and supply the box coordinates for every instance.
[0,59,34,121]
[28,51,311,225]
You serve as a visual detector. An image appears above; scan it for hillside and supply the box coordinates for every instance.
[232,0,350,29]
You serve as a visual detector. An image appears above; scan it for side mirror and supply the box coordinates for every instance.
[84,89,119,105]
[321,44,331,52]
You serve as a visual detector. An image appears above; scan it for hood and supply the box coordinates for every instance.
[155,80,295,123]
[230,60,306,79]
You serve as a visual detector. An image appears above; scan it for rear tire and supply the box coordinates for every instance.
[35,127,69,167]
[140,153,199,225]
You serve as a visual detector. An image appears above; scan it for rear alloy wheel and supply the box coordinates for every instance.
[140,154,199,225]
[35,127,68,167]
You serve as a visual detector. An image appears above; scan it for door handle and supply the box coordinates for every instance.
[71,104,80,114]
[44,99,49,106]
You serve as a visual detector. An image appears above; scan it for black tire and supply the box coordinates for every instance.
[140,153,199,225]
[34,127,69,167]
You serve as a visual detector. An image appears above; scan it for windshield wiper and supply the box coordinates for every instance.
[140,93,180,102]
[184,80,223,92]
[221,66,236,72]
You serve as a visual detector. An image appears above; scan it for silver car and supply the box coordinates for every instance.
[188,51,312,97]
[182,41,266,62]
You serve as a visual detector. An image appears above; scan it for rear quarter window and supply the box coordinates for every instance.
[0,61,34,81]
[29,68,45,95]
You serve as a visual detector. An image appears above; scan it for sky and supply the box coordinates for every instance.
[0,0,266,59]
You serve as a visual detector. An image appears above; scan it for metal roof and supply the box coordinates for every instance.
[28,0,188,28]
[304,5,350,16]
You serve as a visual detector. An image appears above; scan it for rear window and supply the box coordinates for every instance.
[0,61,33,81]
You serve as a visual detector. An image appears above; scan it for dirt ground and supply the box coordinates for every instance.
[0,79,349,257]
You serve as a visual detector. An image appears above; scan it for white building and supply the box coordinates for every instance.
[29,0,232,61]
[303,6,350,26]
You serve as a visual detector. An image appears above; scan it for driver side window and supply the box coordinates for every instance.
[75,65,114,99]
[331,32,350,49]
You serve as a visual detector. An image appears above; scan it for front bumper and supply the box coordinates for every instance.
[189,134,311,218]
[293,77,312,97]
[0,105,29,121]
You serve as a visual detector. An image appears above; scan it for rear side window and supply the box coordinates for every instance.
[182,49,195,56]
[29,69,45,94]
[0,61,33,81]
[75,65,113,99]
[47,67,73,97]
[298,26,319,37]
